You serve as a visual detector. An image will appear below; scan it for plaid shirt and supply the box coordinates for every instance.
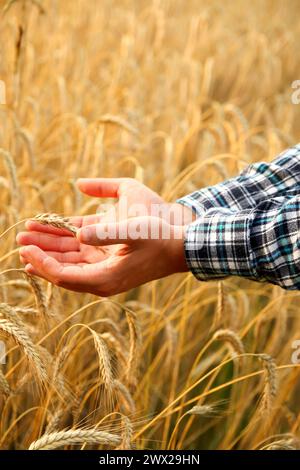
[177,144,300,290]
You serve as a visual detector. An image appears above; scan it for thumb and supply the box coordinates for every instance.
[77,219,137,246]
[77,178,127,198]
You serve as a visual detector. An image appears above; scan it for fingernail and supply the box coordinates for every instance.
[80,227,91,243]
[19,247,28,255]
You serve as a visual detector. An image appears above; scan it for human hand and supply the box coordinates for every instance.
[17,216,188,296]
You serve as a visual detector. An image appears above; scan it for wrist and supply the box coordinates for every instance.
[166,225,189,273]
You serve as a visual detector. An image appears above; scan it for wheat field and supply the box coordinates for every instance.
[0,0,300,450]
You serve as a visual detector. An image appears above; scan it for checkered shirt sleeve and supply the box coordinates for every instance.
[176,144,300,289]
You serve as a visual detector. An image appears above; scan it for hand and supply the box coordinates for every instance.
[17,216,188,296]
[77,177,195,225]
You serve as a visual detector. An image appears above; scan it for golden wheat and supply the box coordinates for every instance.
[33,213,77,235]
[0,319,47,383]
[28,429,121,450]
[0,0,299,451]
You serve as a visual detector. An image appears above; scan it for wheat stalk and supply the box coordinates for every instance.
[113,379,136,414]
[0,149,19,199]
[116,415,133,450]
[28,429,121,450]
[33,213,77,235]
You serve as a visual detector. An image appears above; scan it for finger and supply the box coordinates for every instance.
[77,220,137,246]
[77,178,129,198]
[19,245,103,286]
[20,254,26,264]
[20,246,62,282]
[25,263,39,276]
[80,214,103,226]
[16,231,80,252]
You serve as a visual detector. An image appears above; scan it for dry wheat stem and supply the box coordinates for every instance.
[113,379,136,414]
[116,415,133,450]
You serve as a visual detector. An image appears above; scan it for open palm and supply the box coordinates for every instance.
[17,214,127,294]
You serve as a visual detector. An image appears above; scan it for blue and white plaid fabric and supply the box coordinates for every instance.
[177,144,300,289]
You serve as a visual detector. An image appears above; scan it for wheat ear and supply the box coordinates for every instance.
[187,404,218,417]
[213,328,245,358]
[0,369,11,397]
[33,213,77,235]
[259,353,278,415]
[0,319,47,383]
[263,438,298,450]
[125,311,140,385]
[0,149,19,196]
[92,332,113,392]
[28,429,121,450]
[24,274,48,318]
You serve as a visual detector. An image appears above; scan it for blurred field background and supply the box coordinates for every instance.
[0,0,300,450]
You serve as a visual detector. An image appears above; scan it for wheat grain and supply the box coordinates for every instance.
[187,404,217,417]
[28,429,121,450]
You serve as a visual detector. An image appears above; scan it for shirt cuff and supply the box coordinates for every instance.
[176,195,205,218]
[183,209,259,282]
